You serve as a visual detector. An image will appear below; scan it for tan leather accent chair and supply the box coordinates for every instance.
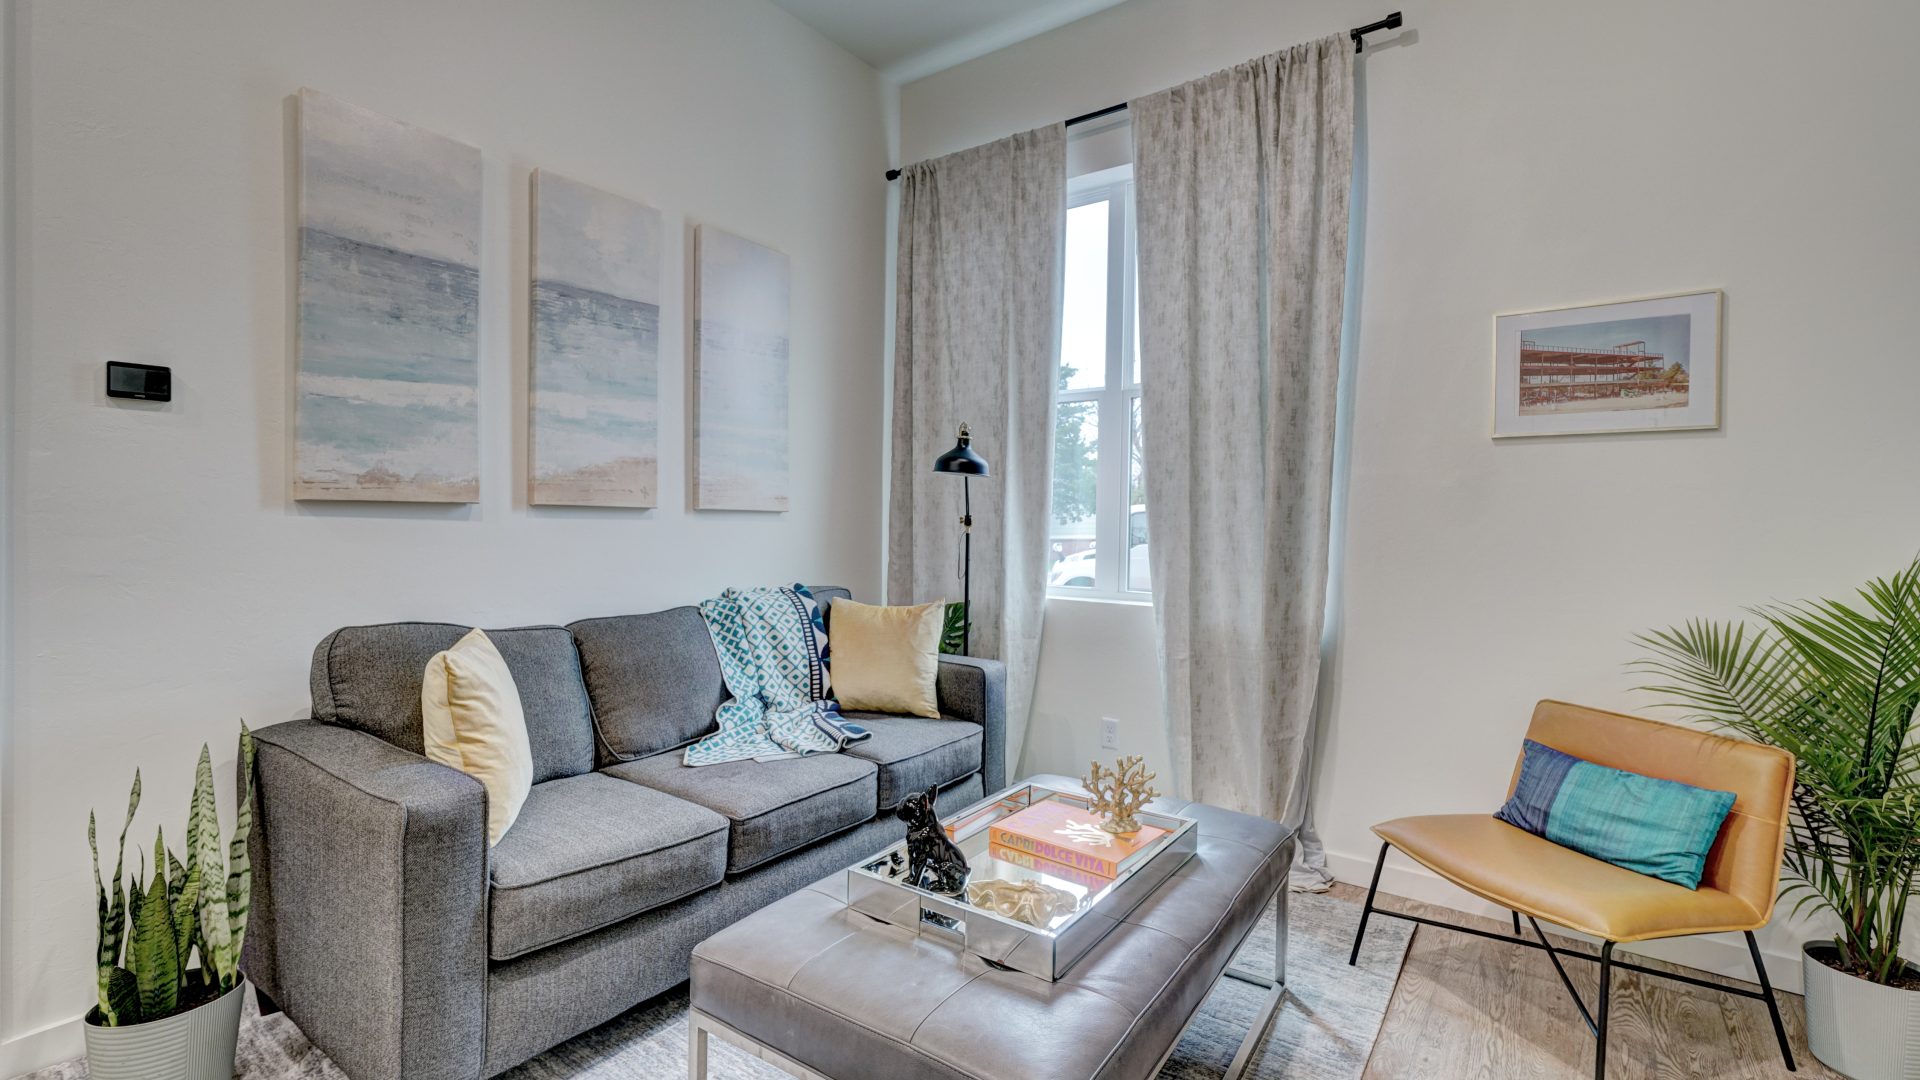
[1347,700,1798,1078]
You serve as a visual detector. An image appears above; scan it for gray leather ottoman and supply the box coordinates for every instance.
[689,782,1296,1080]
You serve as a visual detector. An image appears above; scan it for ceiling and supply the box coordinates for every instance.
[769,0,1132,82]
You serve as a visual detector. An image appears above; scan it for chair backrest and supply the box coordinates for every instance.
[1511,700,1795,915]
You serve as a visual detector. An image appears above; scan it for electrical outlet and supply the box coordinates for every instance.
[1100,717,1120,750]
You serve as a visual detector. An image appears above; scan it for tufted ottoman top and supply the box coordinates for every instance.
[690,781,1294,1080]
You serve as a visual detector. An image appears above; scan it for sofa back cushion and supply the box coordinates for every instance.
[569,607,726,762]
[310,622,595,784]
[806,585,851,629]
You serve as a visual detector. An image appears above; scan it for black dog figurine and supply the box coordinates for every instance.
[898,784,969,896]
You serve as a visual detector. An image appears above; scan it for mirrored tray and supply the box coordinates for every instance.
[847,783,1196,980]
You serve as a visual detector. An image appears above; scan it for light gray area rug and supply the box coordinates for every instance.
[29,891,1410,1080]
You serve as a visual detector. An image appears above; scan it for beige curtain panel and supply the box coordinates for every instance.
[1132,34,1355,884]
[888,125,1066,780]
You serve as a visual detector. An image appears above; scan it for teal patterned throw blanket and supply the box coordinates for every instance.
[683,585,870,766]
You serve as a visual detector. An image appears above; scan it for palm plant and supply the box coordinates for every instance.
[88,725,256,1025]
[1633,555,1919,986]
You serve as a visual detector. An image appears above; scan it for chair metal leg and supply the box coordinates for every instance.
[1512,910,1523,937]
[1594,941,1614,1079]
[1746,930,1797,1072]
[1362,895,1792,1079]
[1348,841,1388,966]
[1526,915,1597,1036]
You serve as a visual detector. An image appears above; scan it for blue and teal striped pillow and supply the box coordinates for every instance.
[1495,740,1736,889]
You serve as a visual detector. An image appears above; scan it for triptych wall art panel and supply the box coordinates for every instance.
[529,170,662,507]
[692,226,791,512]
[293,89,484,502]
[289,90,792,510]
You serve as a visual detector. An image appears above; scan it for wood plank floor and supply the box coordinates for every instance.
[1324,884,1840,1080]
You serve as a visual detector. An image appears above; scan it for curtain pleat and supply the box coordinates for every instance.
[1132,35,1354,885]
[888,125,1066,781]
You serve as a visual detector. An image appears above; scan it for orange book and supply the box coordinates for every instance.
[987,799,1167,878]
[988,843,1116,893]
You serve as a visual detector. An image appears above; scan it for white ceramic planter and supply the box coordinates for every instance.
[1803,943,1919,1080]
[83,979,244,1080]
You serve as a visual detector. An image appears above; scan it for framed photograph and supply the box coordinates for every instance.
[1492,290,1721,438]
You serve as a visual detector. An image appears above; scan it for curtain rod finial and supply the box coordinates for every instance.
[886,168,902,181]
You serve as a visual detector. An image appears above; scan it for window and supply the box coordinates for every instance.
[1048,166,1147,598]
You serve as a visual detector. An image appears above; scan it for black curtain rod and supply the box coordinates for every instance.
[885,12,1402,181]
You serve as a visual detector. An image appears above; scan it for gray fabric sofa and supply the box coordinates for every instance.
[241,587,1007,1080]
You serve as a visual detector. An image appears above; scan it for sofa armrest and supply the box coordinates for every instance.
[244,719,488,1080]
[936,656,1007,793]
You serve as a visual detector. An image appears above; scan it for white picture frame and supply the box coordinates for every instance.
[1492,290,1722,438]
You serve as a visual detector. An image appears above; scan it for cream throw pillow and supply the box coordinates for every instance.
[830,600,944,719]
[421,628,533,845]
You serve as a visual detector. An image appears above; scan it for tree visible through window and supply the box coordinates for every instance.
[1049,170,1146,597]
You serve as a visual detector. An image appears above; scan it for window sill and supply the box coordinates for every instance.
[1046,589,1154,608]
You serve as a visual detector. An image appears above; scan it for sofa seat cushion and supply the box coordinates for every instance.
[488,772,728,960]
[840,714,983,809]
[606,752,878,873]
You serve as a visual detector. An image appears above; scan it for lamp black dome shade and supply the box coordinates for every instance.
[933,425,990,476]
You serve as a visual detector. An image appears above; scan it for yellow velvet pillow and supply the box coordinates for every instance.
[422,628,534,845]
[830,599,944,719]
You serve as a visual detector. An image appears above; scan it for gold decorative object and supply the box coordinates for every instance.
[966,879,1080,927]
[1084,755,1159,835]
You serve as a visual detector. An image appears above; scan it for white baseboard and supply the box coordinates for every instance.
[1,1014,83,1080]
[1326,846,1805,995]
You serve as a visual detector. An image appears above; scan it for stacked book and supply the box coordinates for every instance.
[987,799,1169,894]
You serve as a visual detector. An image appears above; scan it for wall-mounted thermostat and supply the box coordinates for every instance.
[106,361,171,402]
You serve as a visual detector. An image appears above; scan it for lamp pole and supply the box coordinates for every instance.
[932,422,989,659]
[959,474,972,656]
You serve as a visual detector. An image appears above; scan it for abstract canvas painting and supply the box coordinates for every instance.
[294,89,483,502]
[529,170,661,507]
[1492,290,1721,438]
[693,226,790,511]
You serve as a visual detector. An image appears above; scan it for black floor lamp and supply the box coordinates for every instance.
[932,423,988,656]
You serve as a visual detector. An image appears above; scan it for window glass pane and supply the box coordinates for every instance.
[1127,397,1150,592]
[1060,201,1108,392]
[1048,401,1098,589]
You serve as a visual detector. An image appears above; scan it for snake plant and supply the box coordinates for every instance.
[89,724,255,1026]
[1634,555,1920,986]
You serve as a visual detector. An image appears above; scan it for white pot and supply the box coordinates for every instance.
[1803,943,1920,1080]
[83,979,244,1080]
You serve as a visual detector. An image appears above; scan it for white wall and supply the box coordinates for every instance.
[1018,596,1168,783]
[902,0,1920,991]
[1,0,887,1071]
